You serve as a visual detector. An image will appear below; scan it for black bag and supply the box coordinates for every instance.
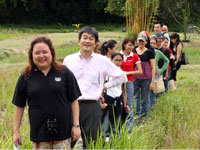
[181,51,189,65]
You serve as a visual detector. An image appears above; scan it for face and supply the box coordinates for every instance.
[124,42,134,53]
[162,26,168,33]
[32,42,52,70]
[156,36,163,44]
[137,40,146,47]
[154,24,162,33]
[108,44,119,55]
[150,39,157,48]
[79,32,96,53]
[171,38,177,44]
[162,39,169,48]
[112,55,122,67]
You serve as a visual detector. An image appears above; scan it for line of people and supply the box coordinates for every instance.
[12,24,183,149]
[96,22,183,142]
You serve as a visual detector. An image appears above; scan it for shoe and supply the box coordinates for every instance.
[105,137,110,142]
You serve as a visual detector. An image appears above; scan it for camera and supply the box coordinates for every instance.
[46,118,58,135]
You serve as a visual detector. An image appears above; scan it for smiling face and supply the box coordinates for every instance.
[32,42,52,71]
[150,39,157,49]
[124,42,134,53]
[79,32,96,53]
[162,39,169,49]
[112,55,122,67]
[137,40,146,48]
[154,24,162,33]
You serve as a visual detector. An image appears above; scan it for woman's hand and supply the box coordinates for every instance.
[71,126,81,141]
[124,105,130,112]
[13,132,22,146]
[149,81,154,91]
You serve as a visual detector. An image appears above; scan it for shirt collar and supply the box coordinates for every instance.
[78,51,94,59]
[120,50,133,57]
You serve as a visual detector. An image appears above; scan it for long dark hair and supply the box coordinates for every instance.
[23,36,62,78]
[100,40,117,55]
[170,33,183,49]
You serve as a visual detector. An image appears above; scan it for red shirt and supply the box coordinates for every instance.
[121,52,141,81]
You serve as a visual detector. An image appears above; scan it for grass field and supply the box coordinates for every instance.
[0,27,200,149]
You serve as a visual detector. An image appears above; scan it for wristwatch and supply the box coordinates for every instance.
[72,124,80,127]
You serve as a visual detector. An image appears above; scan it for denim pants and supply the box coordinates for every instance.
[147,74,163,112]
[163,69,171,93]
[126,81,134,133]
[101,106,120,136]
[134,78,151,117]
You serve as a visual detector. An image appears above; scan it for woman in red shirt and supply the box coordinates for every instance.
[121,37,142,133]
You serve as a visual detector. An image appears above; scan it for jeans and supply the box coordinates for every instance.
[125,81,134,133]
[101,106,120,136]
[134,78,151,117]
[163,69,171,93]
[147,74,163,112]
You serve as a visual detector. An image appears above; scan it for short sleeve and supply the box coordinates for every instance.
[133,52,141,64]
[64,67,81,102]
[12,75,27,107]
[148,49,155,59]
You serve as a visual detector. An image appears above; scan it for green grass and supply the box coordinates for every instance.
[0,29,200,149]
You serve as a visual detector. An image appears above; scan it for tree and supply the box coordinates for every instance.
[125,0,159,37]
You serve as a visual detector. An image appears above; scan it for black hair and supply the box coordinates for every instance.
[122,37,135,51]
[100,40,117,55]
[163,37,169,41]
[150,37,157,43]
[154,21,163,27]
[78,26,99,42]
[170,33,183,49]
[111,52,123,60]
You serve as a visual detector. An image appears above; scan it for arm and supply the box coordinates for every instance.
[104,61,127,89]
[164,67,169,80]
[175,44,182,64]
[71,99,81,141]
[122,82,130,112]
[126,63,143,76]
[149,58,156,90]
[157,51,169,73]
[13,106,24,146]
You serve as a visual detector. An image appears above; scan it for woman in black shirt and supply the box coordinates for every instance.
[13,36,81,149]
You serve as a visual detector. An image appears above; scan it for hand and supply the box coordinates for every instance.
[13,133,22,146]
[126,72,130,76]
[170,54,175,60]
[164,74,168,80]
[124,105,130,112]
[156,69,161,74]
[99,95,105,104]
[149,81,154,91]
[71,126,81,141]
[101,103,108,109]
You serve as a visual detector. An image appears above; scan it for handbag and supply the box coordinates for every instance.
[153,75,165,94]
[181,51,189,65]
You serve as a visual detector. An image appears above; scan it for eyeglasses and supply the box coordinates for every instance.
[113,59,122,62]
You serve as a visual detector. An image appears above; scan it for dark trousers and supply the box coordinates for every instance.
[170,61,181,81]
[79,100,102,148]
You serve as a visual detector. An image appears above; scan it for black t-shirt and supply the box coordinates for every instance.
[134,48,155,61]
[12,66,81,142]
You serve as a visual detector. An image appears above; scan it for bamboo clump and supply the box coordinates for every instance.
[125,0,159,38]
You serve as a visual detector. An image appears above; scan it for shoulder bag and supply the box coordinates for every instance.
[153,75,165,94]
